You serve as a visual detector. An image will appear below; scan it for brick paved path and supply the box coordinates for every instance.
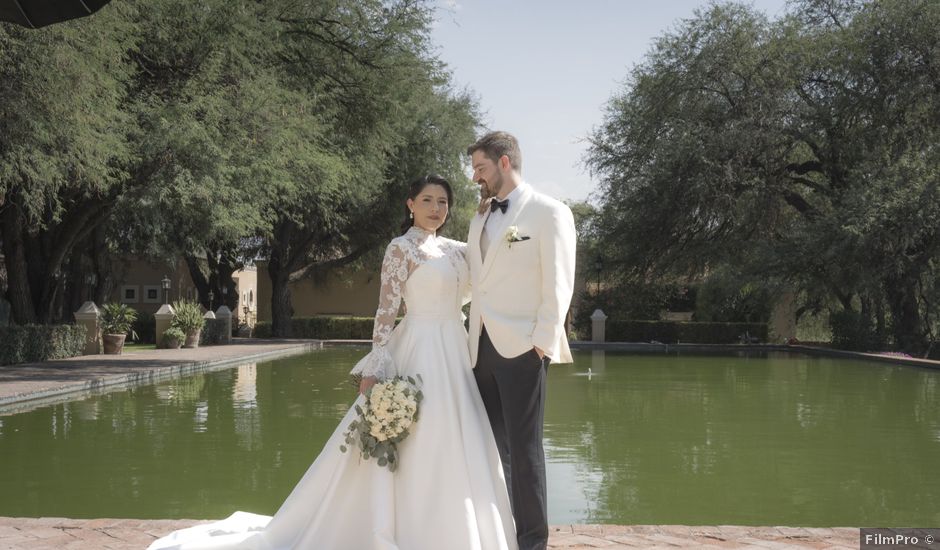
[0,517,860,549]
[0,339,320,414]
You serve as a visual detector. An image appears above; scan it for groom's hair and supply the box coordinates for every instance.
[467,131,522,173]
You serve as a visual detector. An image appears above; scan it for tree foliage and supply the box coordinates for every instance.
[0,0,479,333]
[587,0,940,354]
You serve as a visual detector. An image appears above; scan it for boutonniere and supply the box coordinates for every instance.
[505,225,530,247]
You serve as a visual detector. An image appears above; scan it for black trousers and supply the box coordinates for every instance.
[473,326,549,550]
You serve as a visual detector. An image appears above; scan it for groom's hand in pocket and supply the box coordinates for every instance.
[533,346,551,368]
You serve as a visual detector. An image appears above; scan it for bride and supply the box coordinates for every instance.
[148,175,517,550]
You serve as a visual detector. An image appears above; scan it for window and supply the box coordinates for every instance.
[120,285,139,304]
[143,285,161,304]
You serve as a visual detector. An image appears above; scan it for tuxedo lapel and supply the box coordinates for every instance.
[480,185,533,281]
[468,211,487,275]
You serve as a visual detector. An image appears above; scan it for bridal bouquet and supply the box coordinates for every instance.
[340,375,424,472]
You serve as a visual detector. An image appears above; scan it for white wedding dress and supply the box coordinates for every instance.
[148,226,517,550]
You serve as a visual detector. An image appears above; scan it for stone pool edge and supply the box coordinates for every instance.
[0,517,862,549]
[566,341,940,370]
[0,340,322,414]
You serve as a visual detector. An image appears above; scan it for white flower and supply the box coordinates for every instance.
[341,375,424,471]
[505,226,530,247]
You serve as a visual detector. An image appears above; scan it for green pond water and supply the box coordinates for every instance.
[1,348,938,526]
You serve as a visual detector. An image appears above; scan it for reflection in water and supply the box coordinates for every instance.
[0,349,938,527]
[193,401,209,433]
[544,352,940,526]
[234,364,258,409]
[233,364,261,451]
[50,407,69,439]
[155,384,175,402]
[546,443,606,521]
[73,400,100,422]
[591,349,605,375]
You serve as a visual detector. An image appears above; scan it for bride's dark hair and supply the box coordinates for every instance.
[400,174,454,234]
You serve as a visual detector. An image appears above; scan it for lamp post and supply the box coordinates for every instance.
[161,275,171,305]
[84,272,97,302]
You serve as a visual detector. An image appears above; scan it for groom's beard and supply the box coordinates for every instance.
[476,174,503,214]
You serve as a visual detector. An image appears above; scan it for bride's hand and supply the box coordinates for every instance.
[359,376,378,395]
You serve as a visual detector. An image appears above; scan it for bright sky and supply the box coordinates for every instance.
[431,0,789,203]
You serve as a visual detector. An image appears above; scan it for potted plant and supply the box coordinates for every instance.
[162,326,185,349]
[100,303,138,355]
[171,300,206,348]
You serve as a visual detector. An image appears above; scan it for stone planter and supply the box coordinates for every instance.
[163,337,182,349]
[102,333,126,355]
[183,329,201,349]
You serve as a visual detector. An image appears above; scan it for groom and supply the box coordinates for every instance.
[466,131,576,550]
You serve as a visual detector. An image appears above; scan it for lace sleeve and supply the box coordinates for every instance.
[349,240,410,385]
[447,239,472,307]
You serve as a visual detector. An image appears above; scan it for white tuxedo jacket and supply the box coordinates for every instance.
[467,183,577,366]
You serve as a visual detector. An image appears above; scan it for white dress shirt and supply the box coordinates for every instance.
[481,183,525,260]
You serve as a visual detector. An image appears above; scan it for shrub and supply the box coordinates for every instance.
[254,321,271,338]
[162,326,185,348]
[199,318,229,345]
[0,324,87,366]
[132,310,156,344]
[573,282,681,337]
[254,316,377,339]
[100,303,138,336]
[694,275,773,323]
[605,320,768,344]
[829,309,884,351]
[170,300,205,335]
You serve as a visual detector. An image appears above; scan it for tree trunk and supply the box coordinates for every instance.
[62,249,86,322]
[185,255,210,308]
[1,205,37,324]
[2,190,115,325]
[187,244,242,312]
[875,294,887,348]
[884,274,925,353]
[91,225,111,306]
[268,220,301,338]
[269,260,294,338]
[217,247,240,312]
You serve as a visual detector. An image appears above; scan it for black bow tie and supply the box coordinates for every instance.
[490,198,509,214]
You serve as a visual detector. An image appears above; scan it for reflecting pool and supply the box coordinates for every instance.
[1,348,938,526]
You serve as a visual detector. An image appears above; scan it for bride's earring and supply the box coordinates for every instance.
[409,211,414,219]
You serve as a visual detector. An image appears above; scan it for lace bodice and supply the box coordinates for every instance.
[350,226,469,383]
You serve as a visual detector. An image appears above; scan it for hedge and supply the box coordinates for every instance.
[605,320,768,344]
[251,317,767,345]
[199,318,230,346]
[132,311,156,344]
[0,324,87,366]
[254,316,377,340]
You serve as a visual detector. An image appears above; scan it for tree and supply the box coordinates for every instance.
[0,11,134,324]
[259,0,477,336]
[587,0,940,354]
[1,0,479,332]
[108,0,292,312]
